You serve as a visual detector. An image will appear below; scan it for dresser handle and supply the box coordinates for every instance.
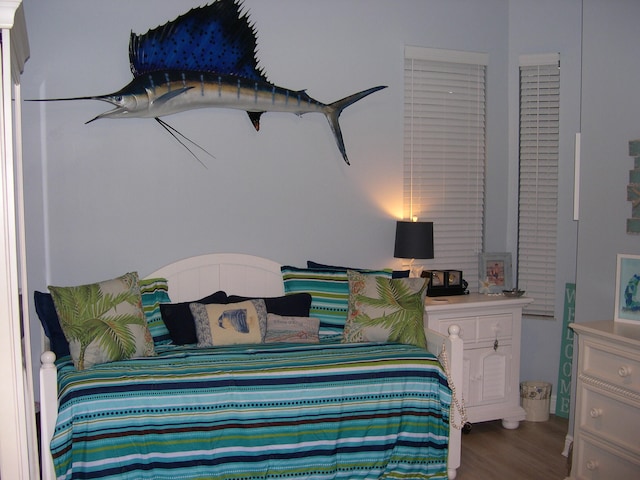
[618,365,631,377]
[589,407,602,418]
[586,460,598,471]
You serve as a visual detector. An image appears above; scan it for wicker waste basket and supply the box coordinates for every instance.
[520,381,551,422]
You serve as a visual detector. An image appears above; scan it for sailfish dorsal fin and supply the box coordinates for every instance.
[128,0,267,82]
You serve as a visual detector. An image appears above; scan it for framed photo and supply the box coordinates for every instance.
[614,253,640,323]
[447,270,463,288]
[431,270,445,287]
[479,252,513,294]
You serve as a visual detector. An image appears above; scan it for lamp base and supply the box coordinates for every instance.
[409,265,424,278]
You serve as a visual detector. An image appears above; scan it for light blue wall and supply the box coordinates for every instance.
[21,0,510,394]
[575,0,640,322]
[570,0,640,435]
[22,0,510,284]
[25,0,628,419]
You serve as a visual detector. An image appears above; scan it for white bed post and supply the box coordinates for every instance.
[40,351,57,480]
[444,325,463,479]
[425,323,463,479]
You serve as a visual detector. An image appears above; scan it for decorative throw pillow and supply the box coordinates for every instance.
[49,272,155,370]
[265,313,320,343]
[139,278,172,346]
[159,291,228,345]
[190,299,267,347]
[34,291,70,359]
[281,266,392,338]
[342,270,429,348]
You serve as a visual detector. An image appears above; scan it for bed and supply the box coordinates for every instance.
[39,253,463,479]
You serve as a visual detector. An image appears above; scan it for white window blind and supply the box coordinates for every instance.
[403,46,487,290]
[517,54,560,317]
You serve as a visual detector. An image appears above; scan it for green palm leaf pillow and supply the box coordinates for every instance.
[342,270,429,348]
[49,272,155,370]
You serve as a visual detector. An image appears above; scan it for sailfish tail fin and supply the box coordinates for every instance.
[325,85,387,165]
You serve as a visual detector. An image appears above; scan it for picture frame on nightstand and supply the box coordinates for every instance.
[479,252,512,294]
[614,253,640,323]
[423,269,467,296]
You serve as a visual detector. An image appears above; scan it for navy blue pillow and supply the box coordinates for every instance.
[160,291,229,345]
[226,293,312,317]
[306,260,410,278]
[34,291,70,359]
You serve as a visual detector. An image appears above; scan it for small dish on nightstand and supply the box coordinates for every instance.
[502,289,525,297]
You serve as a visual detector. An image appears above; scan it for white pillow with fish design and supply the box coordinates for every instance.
[190,299,267,346]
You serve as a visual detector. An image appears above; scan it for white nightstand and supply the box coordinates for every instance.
[425,293,533,429]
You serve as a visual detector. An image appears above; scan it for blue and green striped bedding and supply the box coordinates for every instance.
[52,341,451,479]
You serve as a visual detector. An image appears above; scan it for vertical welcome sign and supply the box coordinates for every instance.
[555,283,575,418]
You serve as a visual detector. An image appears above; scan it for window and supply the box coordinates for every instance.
[403,46,487,289]
[517,53,560,317]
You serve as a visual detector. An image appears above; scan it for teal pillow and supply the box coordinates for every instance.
[139,278,172,346]
[281,266,392,337]
[342,270,428,348]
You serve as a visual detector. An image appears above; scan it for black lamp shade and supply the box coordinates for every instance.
[394,221,434,259]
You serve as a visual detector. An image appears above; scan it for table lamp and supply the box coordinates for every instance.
[394,220,434,277]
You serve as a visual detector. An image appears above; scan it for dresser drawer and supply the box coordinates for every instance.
[582,340,640,396]
[573,436,640,479]
[578,386,640,456]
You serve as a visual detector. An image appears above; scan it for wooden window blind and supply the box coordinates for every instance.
[517,53,560,317]
[403,46,487,289]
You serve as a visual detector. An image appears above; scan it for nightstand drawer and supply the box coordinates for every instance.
[573,436,640,479]
[579,386,640,455]
[436,314,512,344]
[436,318,476,343]
[476,314,512,342]
[582,341,640,396]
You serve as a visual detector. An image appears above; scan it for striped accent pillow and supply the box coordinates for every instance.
[139,278,172,346]
[281,266,392,338]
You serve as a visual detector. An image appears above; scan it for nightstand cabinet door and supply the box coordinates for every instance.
[464,345,512,406]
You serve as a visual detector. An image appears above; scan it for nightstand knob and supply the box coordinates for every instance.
[589,407,602,418]
[618,365,631,377]
[586,460,599,471]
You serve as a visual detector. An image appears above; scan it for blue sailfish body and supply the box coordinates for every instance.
[44,0,387,165]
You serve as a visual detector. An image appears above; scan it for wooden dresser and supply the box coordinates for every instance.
[569,321,640,479]
[425,294,533,429]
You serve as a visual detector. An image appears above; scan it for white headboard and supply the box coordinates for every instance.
[145,253,285,302]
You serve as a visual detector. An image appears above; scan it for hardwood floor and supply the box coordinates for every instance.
[455,415,571,480]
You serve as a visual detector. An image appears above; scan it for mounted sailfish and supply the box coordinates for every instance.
[36,0,386,165]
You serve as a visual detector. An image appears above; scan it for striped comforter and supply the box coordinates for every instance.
[52,341,451,479]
